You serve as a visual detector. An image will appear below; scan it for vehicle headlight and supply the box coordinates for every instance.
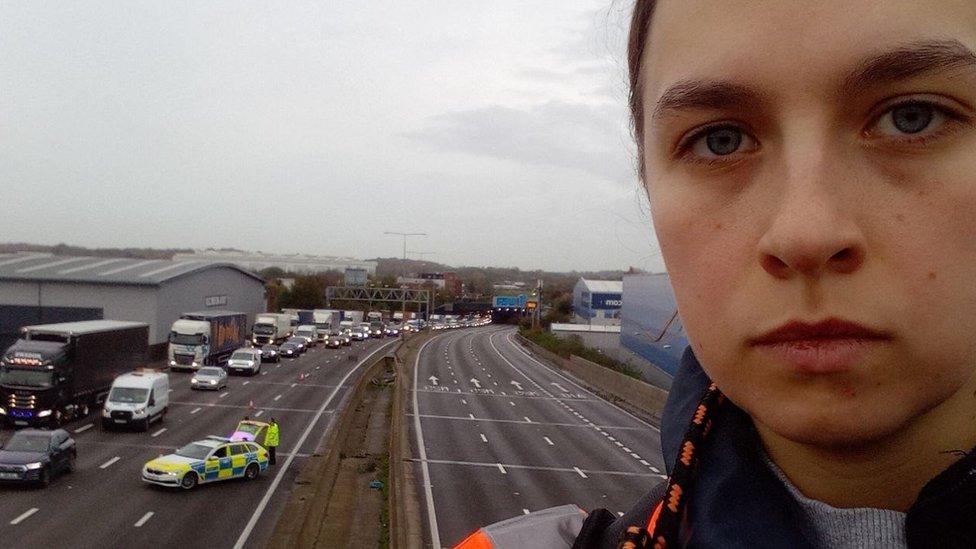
[37,409,52,418]
[0,406,5,415]
[135,407,146,415]
[270,351,276,355]
[192,362,199,367]
[102,408,110,417]
[209,380,217,385]
[191,378,198,384]
[170,360,176,366]
[25,462,43,470]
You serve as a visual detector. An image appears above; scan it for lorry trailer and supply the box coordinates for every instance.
[167,311,247,370]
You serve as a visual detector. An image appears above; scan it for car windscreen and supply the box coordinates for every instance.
[4,433,51,453]
[198,368,223,376]
[287,338,304,344]
[231,352,254,361]
[0,366,53,388]
[169,332,205,345]
[237,423,261,436]
[175,443,213,460]
[253,325,275,335]
[109,387,149,403]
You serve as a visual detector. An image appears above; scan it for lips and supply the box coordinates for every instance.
[750,318,892,374]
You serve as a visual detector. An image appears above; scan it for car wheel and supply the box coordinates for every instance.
[140,417,150,432]
[180,472,198,490]
[66,452,77,473]
[244,463,260,480]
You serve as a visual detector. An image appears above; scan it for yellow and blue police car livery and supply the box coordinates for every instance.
[142,436,269,489]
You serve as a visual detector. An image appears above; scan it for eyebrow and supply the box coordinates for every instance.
[842,39,976,95]
[651,39,976,124]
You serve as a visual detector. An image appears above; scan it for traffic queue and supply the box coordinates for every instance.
[0,315,402,489]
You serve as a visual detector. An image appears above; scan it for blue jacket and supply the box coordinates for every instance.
[575,347,976,548]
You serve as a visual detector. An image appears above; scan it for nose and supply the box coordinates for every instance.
[757,158,866,280]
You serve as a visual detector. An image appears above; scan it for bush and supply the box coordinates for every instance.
[518,327,643,379]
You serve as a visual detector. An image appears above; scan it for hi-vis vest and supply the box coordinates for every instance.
[453,505,587,549]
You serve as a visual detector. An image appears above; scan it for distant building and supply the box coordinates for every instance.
[0,253,266,358]
[344,267,368,286]
[172,250,377,276]
[572,278,623,325]
[619,273,687,376]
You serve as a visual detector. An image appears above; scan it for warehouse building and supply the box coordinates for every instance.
[572,278,623,326]
[173,250,377,275]
[0,253,266,358]
[619,273,688,377]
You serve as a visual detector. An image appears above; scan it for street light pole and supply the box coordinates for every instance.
[384,231,427,260]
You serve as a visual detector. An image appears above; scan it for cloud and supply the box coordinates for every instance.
[404,100,636,184]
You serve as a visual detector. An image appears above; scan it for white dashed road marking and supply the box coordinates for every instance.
[100,457,120,469]
[496,463,507,474]
[574,467,588,479]
[544,437,554,446]
[151,428,167,438]
[74,424,93,434]
[480,433,488,443]
[190,407,201,414]
[10,508,38,525]
[134,512,154,527]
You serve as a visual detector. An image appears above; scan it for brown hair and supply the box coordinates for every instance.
[628,0,657,179]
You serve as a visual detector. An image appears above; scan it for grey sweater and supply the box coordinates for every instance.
[764,455,907,548]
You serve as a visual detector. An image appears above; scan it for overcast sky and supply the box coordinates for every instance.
[0,1,664,273]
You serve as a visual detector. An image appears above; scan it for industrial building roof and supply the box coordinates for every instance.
[578,279,623,293]
[0,253,265,287]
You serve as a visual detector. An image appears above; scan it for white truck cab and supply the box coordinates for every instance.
[102,370,169,431]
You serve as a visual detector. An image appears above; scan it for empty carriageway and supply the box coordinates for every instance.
[411,325,666,548]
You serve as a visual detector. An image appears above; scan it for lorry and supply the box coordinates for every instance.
[312,310,342,341]
[251,313,292,345]
[343,310,364,324]
[167,311,247,370]
[281,309,314,328]
[0,320,149,428]
[366,311,383,323]
[101,369,169,431]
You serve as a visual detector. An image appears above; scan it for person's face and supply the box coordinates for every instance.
[641,0,976,446]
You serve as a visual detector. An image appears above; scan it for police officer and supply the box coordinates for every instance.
[264,417,280,465]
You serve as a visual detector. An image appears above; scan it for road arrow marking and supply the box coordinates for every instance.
[470,379,481,388]
[428,376,439,386]
[510,381,523,391]
[551,382,569,392]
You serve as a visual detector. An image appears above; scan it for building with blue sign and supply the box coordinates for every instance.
[572,279,623,326]
[619,273,687,377]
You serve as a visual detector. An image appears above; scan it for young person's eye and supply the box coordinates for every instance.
[677,124,758,164]
[865,99,970,145]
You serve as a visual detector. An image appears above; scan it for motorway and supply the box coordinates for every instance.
[411,326,666,548]
[0,336,397,549]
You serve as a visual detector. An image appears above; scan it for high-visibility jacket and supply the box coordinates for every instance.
[264,423,280,447]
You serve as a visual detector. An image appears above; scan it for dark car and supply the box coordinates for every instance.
[261,344,280,363]
[285,337,307,353]
[279,341,301,358]
[0,429,75,486]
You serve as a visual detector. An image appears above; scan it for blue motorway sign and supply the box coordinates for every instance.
[493,294,526,308]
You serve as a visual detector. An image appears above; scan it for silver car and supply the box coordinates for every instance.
[190,367,228,391]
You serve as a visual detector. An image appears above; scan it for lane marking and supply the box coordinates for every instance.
[274,395,282,401]
[468,413,475,419]
[190,407,201,414]
[151,428,167,438]
[639,460,650,466]
[100,456,121,469]
[574,467,588,479]
[523,509,530,515]
[544,437,554,446]
[219,392,229,399]
[134,511,154,527]
[234,339,399,549]
[480,433,488,443]
[523,416,532,423]
[461,399,467,405]
[630,453,641,459]
[243,381,250,386]
[255,410,264,418]
[651,466,660,473]
[74,424,93,434]
[413,335,445,549]
[291,383,297,388]
[496,463,507,474]
[509,401,516,406]
[10,508,38,525]
[411,458,659,478]
[262,372,268,376]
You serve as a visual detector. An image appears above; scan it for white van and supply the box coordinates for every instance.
[227,348,262,376]
[101,370,169,431]
[294,325,319,347]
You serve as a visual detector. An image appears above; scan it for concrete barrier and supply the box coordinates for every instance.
[514,335,668,426]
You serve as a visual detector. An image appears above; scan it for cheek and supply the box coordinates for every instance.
[649,183,752,357]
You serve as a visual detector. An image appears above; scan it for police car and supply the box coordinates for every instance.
[142,436,269,490]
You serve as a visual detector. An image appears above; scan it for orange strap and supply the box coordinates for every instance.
[645,501,663,536]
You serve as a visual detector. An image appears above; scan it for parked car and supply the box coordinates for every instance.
[190,367,228,391]
[0,428,75,486]
[261,344,280,363]
[226,348,262,376]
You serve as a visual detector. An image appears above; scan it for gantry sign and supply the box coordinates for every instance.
[325,286,433,318]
